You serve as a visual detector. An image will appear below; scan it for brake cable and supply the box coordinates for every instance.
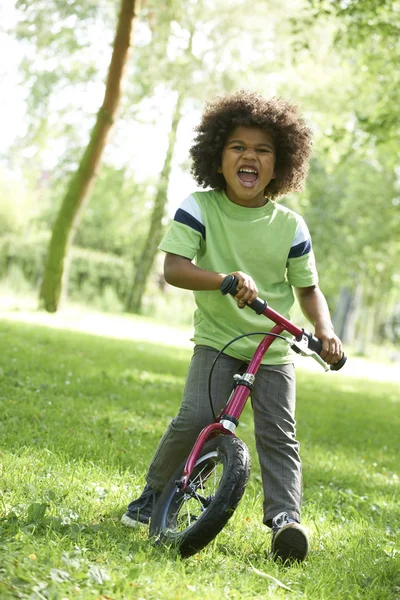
[207,331,289,421]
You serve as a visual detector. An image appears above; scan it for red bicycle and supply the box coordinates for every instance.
[149,275,346,556]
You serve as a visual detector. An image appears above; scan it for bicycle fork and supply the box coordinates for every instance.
[176,324,286,490]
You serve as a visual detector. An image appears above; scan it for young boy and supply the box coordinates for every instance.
[122,91,343,562]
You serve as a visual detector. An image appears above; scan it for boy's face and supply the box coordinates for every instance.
[219,126,276,208]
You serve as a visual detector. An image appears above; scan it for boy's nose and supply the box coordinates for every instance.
[243,147,257,159]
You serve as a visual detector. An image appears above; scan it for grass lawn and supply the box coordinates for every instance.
[0,317,399,599]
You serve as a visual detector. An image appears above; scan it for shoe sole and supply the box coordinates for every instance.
[121,514,149,528]
[272,524,309,563]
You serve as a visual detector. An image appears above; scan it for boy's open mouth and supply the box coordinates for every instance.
[237,167,258,187]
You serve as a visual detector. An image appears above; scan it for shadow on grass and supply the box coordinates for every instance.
[296,370,400,457]
[3,320,398,463]
[0,319,192,469]
[0,508,154,552]
[1,319,399,544]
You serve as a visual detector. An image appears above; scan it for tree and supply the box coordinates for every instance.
[281,2,400,351]
[38,0,137,312]
[301,152,400,348]
[126,90,184,312]
[125,0,302,312]
[304,0,400,143]
[74,164,152,257]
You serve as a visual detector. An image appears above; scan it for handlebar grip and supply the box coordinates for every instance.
[220,275,267,315]
[220,274,239,296]
[306,333,323,354]
[303,331,347,371]
[247,298,268,315]
[329,354,347,371]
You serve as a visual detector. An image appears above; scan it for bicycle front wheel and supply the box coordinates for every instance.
[149,435,250,557]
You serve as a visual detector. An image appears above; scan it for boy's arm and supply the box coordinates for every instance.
[164,253,258,306]
[295,285,343,365]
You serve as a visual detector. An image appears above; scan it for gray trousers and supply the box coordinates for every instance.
[146,345,301,525]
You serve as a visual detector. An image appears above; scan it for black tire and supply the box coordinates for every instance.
[149,435,250,557]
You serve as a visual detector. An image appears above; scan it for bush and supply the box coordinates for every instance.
[0,234,131,306]
[0,233,48,285]
[2,264,33,295]
[0,169,34,236]
[383,303,400,344]
[67,246,131,303]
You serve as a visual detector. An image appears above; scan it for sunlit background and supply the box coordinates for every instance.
[0,0,399,359]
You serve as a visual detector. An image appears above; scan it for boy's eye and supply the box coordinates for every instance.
[229,145,272,153]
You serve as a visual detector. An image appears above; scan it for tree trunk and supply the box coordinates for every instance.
[332,286,352,340]
[356,301,374,356]
[126,90,184,313]
[39,0,138,312]
[342,282,363,345]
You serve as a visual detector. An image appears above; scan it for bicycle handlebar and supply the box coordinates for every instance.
[220,274,268,314]
[220,274,347,371]
[301,330,347,371]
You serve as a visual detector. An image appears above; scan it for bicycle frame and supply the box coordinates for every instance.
[178,304,304,489]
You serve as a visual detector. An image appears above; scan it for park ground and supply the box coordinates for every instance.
[0,299,399,599]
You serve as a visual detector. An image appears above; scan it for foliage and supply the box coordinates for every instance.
[0,234,48,285]
[5,0,400,324]
[125,0,309,312]
[305,0,400,142]
[384,304,400,345]
[13,0,113,165]
[290,150,400,346]
[306,0,399,44]
[0,168,35,236]
[277,11,400,346]
[11,0,178,170]
[73,163,152,257]
[0,234,131,303]
[68,247,131,303]
[0,317,399,598]
[2,160,153,261]
[301,153,399,295]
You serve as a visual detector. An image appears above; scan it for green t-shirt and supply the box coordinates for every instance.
[159,189,318,364]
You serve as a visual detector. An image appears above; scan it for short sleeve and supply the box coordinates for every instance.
[287,216,319,287]
[158,194,205,260]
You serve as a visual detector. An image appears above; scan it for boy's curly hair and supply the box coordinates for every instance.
[190,90,313,199]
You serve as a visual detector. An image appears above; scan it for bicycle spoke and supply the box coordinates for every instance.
[185,496,192,527]
[151,436,250,558]
[164,450,227,534]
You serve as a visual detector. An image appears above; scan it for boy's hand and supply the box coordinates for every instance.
[228,271,259,309]
[314,324,343,365]
[295,286,343,365]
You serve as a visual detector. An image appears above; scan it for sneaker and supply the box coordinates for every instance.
[121,484,161,527]
[270,512,309,563]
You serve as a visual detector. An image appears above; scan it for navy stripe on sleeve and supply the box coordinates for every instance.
[288,239,312,259]
[175,208,206,240]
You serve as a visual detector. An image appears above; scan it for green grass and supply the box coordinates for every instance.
[0,318,399,600]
